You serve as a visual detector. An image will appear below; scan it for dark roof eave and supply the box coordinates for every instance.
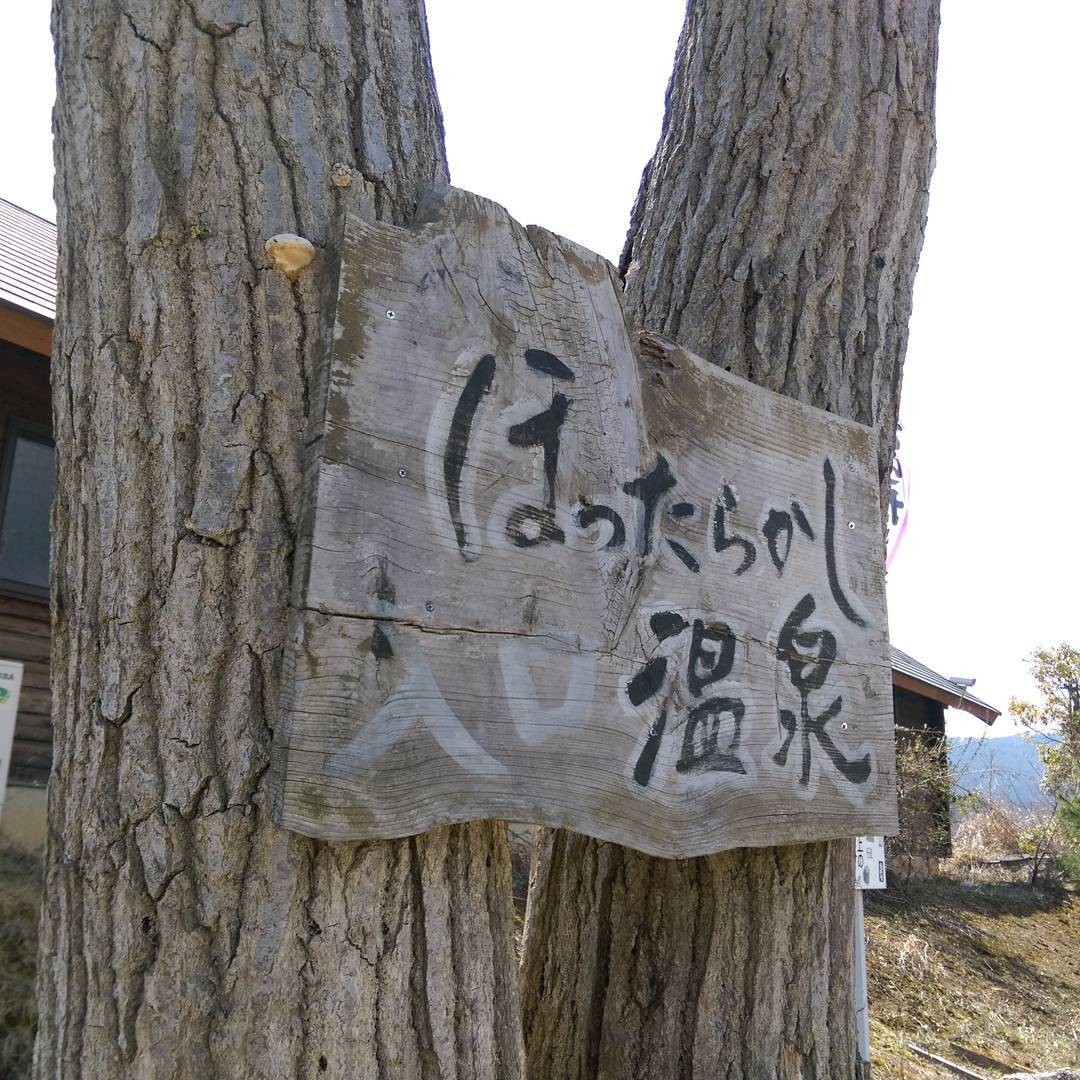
[0,296,53,324]
[891,669,1000,725]
[0,297,53,357]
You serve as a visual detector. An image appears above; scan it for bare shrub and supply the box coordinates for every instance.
[953,800,1026,863]
[890,726,952,862]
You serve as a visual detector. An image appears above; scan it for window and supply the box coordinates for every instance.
[0,421,54,598]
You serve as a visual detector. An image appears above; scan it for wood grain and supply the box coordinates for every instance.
[0,304,52,359]
[272,188,898,858]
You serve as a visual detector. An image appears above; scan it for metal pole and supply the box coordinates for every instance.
[853,886,871,1065]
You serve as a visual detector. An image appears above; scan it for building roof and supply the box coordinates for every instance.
[890,646,1000,726]
[0,196,56,322]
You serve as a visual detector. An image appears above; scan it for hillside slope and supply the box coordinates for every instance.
[949,734,1050,808]
[867,878,1080,1077]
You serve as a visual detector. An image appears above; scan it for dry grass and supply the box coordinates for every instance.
[867,876,1080,1078]
[0,840,41,1080]
[953,803,1029,863]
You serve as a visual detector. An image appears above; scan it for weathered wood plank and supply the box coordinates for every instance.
[0,595,51,624]
[0,611,50,638]
[272,188,898,858]
[11,686,50,719]
[12,660,48,691]
[0,627,50,665]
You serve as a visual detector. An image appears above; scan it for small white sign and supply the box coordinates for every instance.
[854,834,887,889]
[0,659,24,820]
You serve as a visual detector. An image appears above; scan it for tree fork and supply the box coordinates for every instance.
[39,2,523,1076]
[521,1,938,1076]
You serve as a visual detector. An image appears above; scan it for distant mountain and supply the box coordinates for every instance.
[947,733,1052,808]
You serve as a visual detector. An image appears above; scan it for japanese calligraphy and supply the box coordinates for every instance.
[434,347,877,793]
[774,593,871,787]
[625,610,746,787]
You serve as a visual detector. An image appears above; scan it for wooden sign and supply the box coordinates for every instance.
[270,188,898,858]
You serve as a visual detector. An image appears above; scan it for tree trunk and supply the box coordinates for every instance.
[521,1,938,1077]
[38,2,523,1077]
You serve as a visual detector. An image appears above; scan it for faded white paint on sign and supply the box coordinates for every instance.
[270,188,898,858]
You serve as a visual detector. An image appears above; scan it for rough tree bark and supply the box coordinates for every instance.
[38,2,523,1077]
[521,2,938,1078]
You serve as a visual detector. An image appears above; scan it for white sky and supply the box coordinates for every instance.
[2,2,1076,738]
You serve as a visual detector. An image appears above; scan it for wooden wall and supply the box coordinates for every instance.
[0,336,52,787]
[893,684,948,736]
